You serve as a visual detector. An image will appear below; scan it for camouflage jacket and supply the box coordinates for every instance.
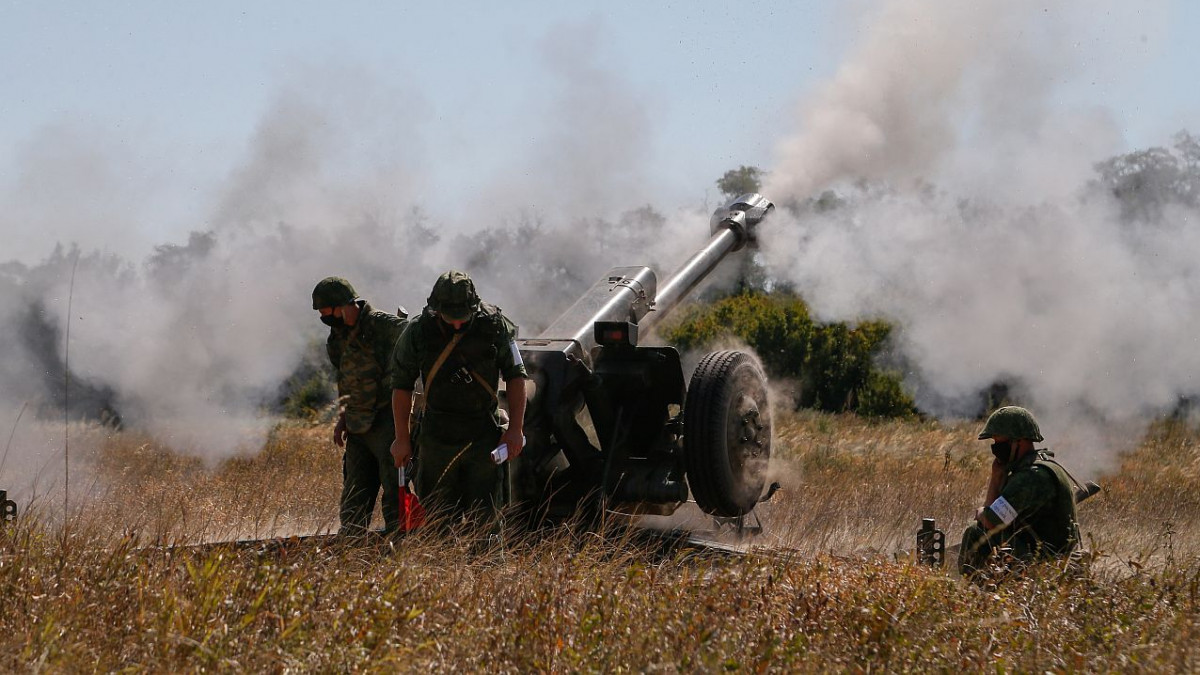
[982,449,1080,556]
[326,300,407,434]
[390,302,527,419]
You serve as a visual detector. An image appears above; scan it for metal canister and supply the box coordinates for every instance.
[917,517,945,567]
[1,490,16,522]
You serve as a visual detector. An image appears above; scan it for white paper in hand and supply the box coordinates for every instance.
[491,436,526,464]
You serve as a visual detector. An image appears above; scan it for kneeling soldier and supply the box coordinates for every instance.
[959,406,1081,578]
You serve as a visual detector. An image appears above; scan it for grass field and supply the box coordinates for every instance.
[3,411,1200,671]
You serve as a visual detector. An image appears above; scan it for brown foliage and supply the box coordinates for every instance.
[2,414,1200,671]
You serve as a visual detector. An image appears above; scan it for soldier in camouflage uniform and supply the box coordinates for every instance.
[958,406,1081,577]
[389,271,527,521]
[312,276,408,536]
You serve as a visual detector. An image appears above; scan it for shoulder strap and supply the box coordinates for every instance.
[1036,454,1084,492]
[465,306,507,402]
[468,368,499,402]
[422,332,466,404]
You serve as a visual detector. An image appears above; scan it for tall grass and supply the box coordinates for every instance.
[2,414,1199,670]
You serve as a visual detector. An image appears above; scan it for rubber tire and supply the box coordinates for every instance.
[683,350,771,517]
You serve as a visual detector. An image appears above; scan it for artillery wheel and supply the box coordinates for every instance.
[683,350,771,517]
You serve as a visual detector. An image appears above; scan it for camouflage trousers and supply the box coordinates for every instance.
[340,409,401,535]
[414,416,503,523]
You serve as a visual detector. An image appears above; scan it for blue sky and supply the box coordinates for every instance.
[1,1,1197,259]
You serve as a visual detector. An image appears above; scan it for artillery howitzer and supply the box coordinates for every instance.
[511,193,776,527]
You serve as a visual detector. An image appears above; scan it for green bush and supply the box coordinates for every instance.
[856,369,917,418]
[275,339,336,419]
[282,371,336,419]
[661,292,916,417]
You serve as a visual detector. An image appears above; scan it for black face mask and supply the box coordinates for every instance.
[990,440,1014,463]
[441,315,473,333]
[321,315,344,328]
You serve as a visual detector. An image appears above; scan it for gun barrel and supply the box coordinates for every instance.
[642,193,774,332]
[526,193,772,358]
[640,227,740,332]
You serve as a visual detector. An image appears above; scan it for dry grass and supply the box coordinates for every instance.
[3,413,1200,671]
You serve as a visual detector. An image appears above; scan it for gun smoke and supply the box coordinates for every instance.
[761,0,1191,474]
[0,34,710,499]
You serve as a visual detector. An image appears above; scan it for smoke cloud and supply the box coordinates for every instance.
[761,0,1187,474]
[0,27,710,500]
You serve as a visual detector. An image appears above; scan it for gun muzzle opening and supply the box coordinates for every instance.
[709,192,775,250]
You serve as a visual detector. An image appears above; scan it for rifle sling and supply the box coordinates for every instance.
[1039,455,1086,493]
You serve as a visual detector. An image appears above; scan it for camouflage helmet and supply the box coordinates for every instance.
[978,406,1044,442]
[312,276,358,310]
[427,270,479,321]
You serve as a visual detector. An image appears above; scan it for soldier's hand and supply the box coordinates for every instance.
[501,428,524,460]
[391,437,412,468]
[333,414,348,448]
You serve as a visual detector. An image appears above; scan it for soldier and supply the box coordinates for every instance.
[958,406,1082,578]
[389,270,527,522]
[312,276,408,536]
